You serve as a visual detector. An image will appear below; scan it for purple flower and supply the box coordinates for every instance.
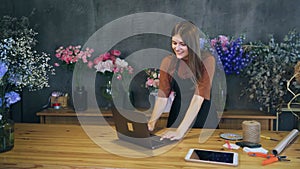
[5,91,21,107]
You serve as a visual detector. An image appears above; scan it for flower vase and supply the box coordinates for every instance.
[73,86,88,111]
[121,90,134,110]
[0,119,14,153]
[149,91,158,109]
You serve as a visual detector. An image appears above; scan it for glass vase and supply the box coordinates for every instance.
[101,79,113,110]
[73,86,88,111]
[0,119,14,153]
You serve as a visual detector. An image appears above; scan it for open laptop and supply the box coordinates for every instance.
[111,106,177,149]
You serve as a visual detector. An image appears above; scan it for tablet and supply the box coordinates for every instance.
[185,148,238,166]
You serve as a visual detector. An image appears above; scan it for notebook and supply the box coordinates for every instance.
[111,106,177,149]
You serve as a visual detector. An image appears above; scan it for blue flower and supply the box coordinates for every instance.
[211,35,252,75]
[5,91,21,107]
[0,61,8,79]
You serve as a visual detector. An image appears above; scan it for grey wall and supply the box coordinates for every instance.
[1,0,299,122]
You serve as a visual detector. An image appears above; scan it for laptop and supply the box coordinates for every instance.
[111,106,177,149]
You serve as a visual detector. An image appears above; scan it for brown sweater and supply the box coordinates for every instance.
[158,53,215,100]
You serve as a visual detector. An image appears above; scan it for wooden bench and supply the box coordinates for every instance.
[37,108,277,131]
[218,109,277,131]
[36,107,168,128]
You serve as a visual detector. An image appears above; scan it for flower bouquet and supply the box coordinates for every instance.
[0,37,54,120]
[54,45,95,111]
[94,49,134,80]
[144,68,174,112]
[0,37,54,152]
[54,45,94,70]
[94,50,134,108]
[144,68,160,93]
[210,35,252,75]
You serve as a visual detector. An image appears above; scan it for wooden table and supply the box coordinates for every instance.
[219,109,277,131]
[0,123,299,168]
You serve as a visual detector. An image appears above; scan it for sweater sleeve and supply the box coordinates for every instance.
[158,55,173,98]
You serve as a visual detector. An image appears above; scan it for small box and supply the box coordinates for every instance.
[51,96,68,108]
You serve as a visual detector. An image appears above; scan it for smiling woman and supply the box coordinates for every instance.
[172,34,189,59]
[148,21,218,141]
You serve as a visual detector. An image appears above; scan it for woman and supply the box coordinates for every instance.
[147,21,218,140]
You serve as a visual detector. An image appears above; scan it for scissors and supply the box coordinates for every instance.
[248,152,290,165]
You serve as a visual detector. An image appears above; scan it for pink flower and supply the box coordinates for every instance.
[110,49,121,56]
[219,35,229,43]
[210,39,217,47]
[116,74,122,80]
[103,52,111,61]
[55,53,61,58]
[218,35,229,50]
[127,66,134,74]
[87,61,94,68]
[54,63,60,67]
[144,68,160,91]
[146,78,154,87]
[113,67,120,73]
[93,56,103,65]
[54,45,95,69]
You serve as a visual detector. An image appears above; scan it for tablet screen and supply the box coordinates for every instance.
[190,149,234,163]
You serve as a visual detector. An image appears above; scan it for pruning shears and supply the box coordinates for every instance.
[248,152,290,165]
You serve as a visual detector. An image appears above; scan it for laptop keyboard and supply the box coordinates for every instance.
[150,135,177,148]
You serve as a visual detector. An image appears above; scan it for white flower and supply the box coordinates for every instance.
[115,58,128,68]
[94,60,114,73]
[153,72,158,79]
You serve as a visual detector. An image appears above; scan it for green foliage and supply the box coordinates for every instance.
[241,29,300,112]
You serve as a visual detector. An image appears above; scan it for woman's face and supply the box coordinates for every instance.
[172,34,189,59]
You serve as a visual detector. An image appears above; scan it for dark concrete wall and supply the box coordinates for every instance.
[1,0,299,122]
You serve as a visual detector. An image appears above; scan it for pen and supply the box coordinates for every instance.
[261,135,279,141]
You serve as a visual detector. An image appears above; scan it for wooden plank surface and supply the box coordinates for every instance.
[0,123,299,169]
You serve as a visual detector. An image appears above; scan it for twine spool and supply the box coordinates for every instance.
[242,120,261,143]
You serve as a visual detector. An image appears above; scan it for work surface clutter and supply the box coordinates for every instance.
[0,123,299,169]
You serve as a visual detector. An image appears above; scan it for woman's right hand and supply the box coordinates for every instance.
[148,120,157,131]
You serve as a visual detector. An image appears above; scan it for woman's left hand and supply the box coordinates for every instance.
[161,129,184,141]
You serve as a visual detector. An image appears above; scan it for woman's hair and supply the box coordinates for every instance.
[171,21,205,83]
